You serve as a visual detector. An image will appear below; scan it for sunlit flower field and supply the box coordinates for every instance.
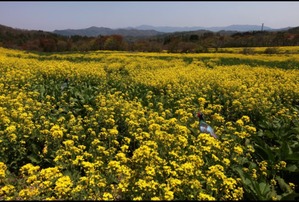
[0,47,299,200]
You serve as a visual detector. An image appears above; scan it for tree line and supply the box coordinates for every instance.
[1,24,299,53]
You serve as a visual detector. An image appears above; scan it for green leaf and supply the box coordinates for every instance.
[39,85,45,98]
[245,138,251,146]
[233,167,257,196]
[291,126,299,133]
[259,182,271,196]
[30,143,39,154]
[264,130,274,138]
[273,120,281,129]
[258,120,269,130]
[28,154,40,164]
[285,152,299,161]
[281,192,299,200]
[254,143,275,162]
[276,176,292,193]
[281,142,293,159]
[285,164,298,172]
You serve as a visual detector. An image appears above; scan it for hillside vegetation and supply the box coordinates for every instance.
[1,24,299,53]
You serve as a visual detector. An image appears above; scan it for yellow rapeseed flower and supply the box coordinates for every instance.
[50,125,64,139]
[109,128,119,136]
[0,162,7,178]
[198,192,216,200]
[241,115,250,123]
[5,125,16,134]
[234,146,243,155]
[223,158,230,166]
[259,160,268,172]
[145,165,156,176]
[271,179,277,186]
[151,196,160,200]
[102,192,113,200]
[289,182,295,190]
[54,175,73,197]
[18,186,40,199]
[20,163,40,176]
[0,185,15,196]
[236,119,244,127]
[251,169,257,180]
[133,196,143,200]
[40,167,62,180]
[164,186,174,200]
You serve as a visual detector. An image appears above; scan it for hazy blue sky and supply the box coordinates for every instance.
[0,1,298,31]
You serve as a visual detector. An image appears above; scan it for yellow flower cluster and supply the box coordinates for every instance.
[0,162,7,179]
[54,176,73,198]
[0,47,298,200]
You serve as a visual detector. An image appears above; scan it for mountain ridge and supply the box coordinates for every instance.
[134,24,276,32]
[53,26,163,37]
[53,24,292,37]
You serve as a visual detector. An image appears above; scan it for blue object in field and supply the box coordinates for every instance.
[197,112,218,139]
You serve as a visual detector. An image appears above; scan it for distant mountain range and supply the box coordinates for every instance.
[53,24,292,37]
[53,26,162,37]
[134,24,276,32]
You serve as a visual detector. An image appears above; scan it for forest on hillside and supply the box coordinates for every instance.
[1,24,299,53]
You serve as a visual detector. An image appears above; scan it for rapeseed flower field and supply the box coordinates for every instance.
[0,47,299,200]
